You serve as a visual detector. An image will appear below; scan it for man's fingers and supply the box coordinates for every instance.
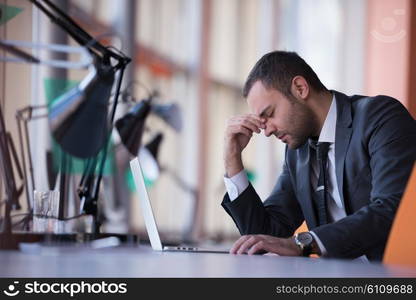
[230,235,251,254]
[241,116,265,131]
[228,124,253,137]
[247,241,269,255]
[237,126,253,137]
[230,235,299,256]
[239,122,259,134]
[228,119,260,134]
[236,236,259,254]
[227,115,265,132]
[241,119,261,133]
[246,114,266,129]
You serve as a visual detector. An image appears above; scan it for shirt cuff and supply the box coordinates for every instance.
[309,231,327,256]
[223,170,249,201]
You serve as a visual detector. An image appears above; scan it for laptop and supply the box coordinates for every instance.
[130,157,229,253]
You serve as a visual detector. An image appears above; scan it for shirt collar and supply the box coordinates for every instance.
[318,93,337,143]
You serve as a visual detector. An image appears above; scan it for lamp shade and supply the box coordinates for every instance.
[144,132,163,163]
[115,99,152,156]
[49,61,115,159]
[138,132,164,186]
[152,103,182,132]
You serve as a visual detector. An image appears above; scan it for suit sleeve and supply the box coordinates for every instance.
[221,149,304,238]
[313,97,416,259]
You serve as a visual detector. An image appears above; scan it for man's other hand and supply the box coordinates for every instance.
[229,234,302,256]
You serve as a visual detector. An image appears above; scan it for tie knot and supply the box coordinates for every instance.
[316,142,331,161]
[309,140,331,161]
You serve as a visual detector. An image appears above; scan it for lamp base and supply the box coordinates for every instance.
[0,234,17,250]
[0,232,139,250]
[0,232,41,250]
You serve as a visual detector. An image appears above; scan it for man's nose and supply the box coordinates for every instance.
[264,124,275,137]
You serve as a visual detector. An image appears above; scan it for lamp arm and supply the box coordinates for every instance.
[0,104,22,237]
[29,0,129,66]
[0,41,39,63]
[6,133,24,184]
[0,40,93,69]
[90,65,127,233]
[16,114,32,213]
[15,105,49,211]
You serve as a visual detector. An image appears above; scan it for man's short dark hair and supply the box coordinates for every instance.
[243,51,327,98]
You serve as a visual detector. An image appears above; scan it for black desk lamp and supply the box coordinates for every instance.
[151,103,183,132]
[115,95,183,156]
[138,133,164,184]
[48,58,115,159]
[115,98,153,156]
[32,0,131,234]
[29,0,131,156]
[0,0,131,246]
[6,0,130,236]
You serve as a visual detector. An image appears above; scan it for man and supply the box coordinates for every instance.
[222,51,416,261]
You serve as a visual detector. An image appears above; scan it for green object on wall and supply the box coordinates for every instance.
[44,78,78,105]
[0,4,23,26]
[125,167,156,192]
[44,78,115,176]
[246,169,257,183]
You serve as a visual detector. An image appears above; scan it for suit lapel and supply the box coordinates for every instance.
[296,143,318,227]
[333,91,353,207]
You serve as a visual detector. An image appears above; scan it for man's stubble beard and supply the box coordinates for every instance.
[285,101,317,150]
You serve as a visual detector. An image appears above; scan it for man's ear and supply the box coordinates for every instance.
[290,76,309,101]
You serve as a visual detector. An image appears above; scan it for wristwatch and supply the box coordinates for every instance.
[294,232,314,257]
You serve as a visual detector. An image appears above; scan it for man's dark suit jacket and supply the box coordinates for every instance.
[222,91,416,261]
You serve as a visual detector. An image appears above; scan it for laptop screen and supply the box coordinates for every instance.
[130,157,163,251]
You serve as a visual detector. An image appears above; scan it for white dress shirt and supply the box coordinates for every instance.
[224,94,354,257]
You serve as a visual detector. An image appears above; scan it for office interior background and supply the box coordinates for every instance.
[1,0,415,248]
